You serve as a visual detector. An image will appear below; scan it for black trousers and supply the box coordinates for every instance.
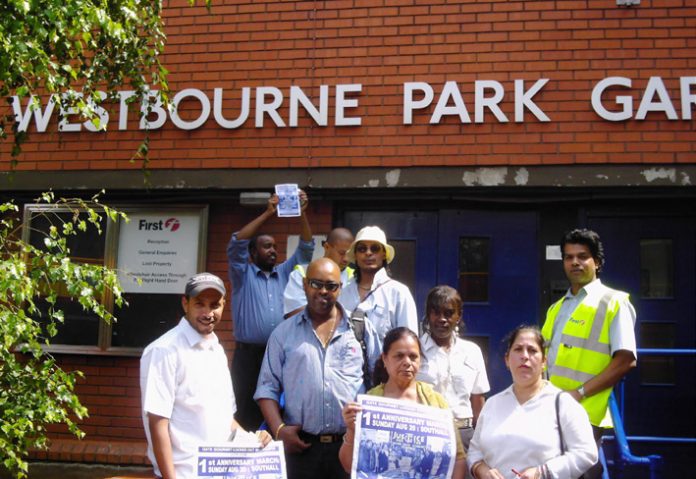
[286,439,348,479]
[231,342,266,431]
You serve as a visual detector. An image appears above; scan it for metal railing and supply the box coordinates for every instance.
[603,348,696,479]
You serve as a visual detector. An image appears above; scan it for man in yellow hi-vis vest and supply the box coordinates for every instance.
[283,228,355,319]
[542,228,637,479]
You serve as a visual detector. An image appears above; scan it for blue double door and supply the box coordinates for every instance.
[343,209,539,393]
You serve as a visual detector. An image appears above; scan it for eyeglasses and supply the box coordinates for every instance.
[307,279,341,292]
[355,244,383,254]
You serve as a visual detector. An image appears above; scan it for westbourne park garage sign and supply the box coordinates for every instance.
[10,76,696,133]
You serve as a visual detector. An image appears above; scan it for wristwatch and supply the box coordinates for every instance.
[577,385,586,398]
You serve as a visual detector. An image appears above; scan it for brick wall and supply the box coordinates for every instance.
[36,200,333,462]
[3,0,694,171]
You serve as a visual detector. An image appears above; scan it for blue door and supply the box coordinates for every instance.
[588,215,696,465]
[437,210,540,393]
[343,209,539,393]
[343,210,439,321]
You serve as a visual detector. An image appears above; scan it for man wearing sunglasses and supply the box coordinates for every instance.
[255,258,380,479]
[283,227,355,319]
[340,225,418,343]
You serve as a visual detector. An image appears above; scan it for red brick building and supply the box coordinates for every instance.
[2,0,694,473]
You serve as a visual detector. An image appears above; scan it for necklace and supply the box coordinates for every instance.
[317,317,337,348]
[358,285,371,291]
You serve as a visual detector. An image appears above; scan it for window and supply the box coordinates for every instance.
[639,322,676,386]
[640,239,673,298]
[23,204,209,355]
[389,239,416,297]
[458,237,490,302]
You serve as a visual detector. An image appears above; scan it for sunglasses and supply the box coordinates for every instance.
[355,244,384,254]
[307,279,341,292]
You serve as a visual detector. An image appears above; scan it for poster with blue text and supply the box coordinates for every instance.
[351,394,456,479]
[197,441,286,479]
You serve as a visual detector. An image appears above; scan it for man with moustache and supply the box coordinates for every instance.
[140,273,270,479]
[542,229,637,479]
[283,227,355,319]
[227,190,314,430]
[339,225,418,342]
[255,258,380,479]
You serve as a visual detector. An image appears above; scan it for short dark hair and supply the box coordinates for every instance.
[372,327,422,385]
[503,324,546,359]
[248,234,274,254]
[423,284,463,336]
[424,285,462,321]
[561,228,604,274]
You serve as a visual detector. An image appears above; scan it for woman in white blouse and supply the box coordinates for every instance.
[416,285,490,450]
[468,325,597,479]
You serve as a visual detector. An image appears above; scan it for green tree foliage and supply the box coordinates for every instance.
[0,0,209,164]
[0,191,127,477]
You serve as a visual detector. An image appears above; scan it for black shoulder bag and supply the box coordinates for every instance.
[349,280,391,391]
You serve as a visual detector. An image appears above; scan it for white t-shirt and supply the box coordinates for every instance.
[338,268,418,342]
[140,318,236,478]
[468,382,597,479]
[417,334,490,420]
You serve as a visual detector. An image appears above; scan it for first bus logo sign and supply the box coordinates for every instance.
[138,217,181,232]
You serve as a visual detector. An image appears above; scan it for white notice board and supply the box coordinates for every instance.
[117,210,204,294]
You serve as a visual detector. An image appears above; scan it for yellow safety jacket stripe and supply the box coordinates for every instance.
[294,264,355,279]
[542,287,627,426]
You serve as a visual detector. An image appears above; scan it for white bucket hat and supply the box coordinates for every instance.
[346,226,395,264]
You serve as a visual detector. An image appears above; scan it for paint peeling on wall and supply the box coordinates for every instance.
[385,169,401,187]
[642,168,676,183]
[514,167,529,185]
[462,167,508,186]
[680,172,692,185]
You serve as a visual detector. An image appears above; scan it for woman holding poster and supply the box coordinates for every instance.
[467,326,597,479]
[339,327,466,479]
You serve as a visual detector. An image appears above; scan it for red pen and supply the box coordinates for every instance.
[511,468,523,478]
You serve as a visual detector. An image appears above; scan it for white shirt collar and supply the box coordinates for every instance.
[420,332,455,353]
[371,268,391,288]
[565,278,603,299]
[178,317,219,350]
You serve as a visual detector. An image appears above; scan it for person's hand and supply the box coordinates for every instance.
[341,402,362,434]
[255,429,272,447]
[277,424,310,454]
[298,189,309,213]
[518,466,541,479]
[266,194,279,215]
[568,388,583,402]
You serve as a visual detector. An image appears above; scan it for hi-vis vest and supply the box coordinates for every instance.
[294,264,355,280]
[542,285,630,427]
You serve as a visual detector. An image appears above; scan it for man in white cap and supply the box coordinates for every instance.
[140,272,270,479]
[339,225,418,342]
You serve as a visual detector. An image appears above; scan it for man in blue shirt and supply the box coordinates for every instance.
[227,190,314,430]
[255,258,380,479]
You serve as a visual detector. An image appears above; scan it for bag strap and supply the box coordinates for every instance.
[349,279,392,390]
[349,309,371,390]
[556,391,566,454]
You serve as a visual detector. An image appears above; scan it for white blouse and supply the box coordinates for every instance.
[417,334,490,420]
[468,382,597,479]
